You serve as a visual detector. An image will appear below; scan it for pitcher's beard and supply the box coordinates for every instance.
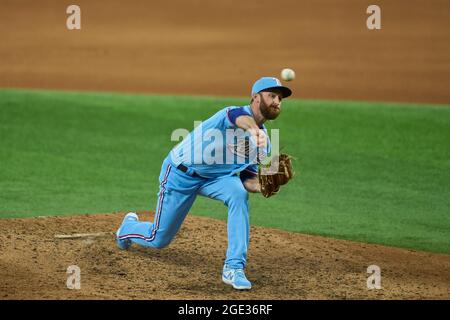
[260,100,281,120]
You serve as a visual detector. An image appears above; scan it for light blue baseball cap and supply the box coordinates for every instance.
[251,77,292,98]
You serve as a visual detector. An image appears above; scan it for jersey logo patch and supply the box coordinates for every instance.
[227,139,267,163]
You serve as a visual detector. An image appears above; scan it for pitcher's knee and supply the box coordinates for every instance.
[150,236,172,249]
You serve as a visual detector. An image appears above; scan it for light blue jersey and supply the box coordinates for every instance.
[169,105,271,178]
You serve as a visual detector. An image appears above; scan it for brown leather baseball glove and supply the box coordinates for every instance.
[258,153,294,198]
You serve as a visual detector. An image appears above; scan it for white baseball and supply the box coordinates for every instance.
[281,68,295,81]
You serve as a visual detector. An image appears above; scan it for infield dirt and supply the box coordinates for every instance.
[0,212,449,299]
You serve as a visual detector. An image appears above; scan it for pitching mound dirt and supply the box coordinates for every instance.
[0,212,449,299]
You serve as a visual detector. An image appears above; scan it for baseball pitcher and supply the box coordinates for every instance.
[116,77,294,290]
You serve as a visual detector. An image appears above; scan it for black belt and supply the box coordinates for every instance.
[177,164,203,178]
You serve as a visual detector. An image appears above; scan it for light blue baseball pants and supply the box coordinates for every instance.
[117,157,250,269]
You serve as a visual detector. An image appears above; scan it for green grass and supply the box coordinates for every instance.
[1,88,449,254]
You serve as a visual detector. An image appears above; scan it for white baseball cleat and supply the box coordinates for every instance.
[222,265,252,290]
[116,212,139,250]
